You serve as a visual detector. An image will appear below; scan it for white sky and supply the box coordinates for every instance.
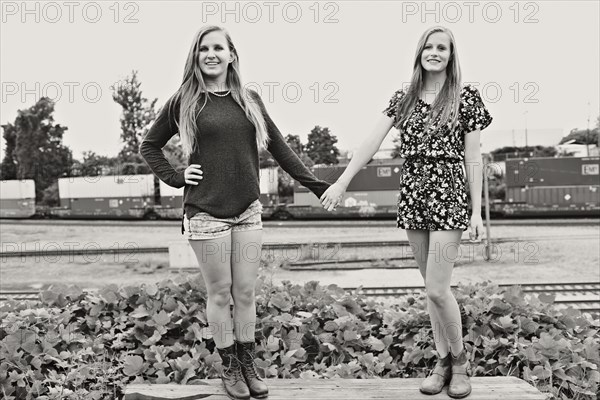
[1,0,599,161]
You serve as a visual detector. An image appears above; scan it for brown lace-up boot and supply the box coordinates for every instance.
[236,340,269,399]
[419,353,452,395]
[448,349,472,398]
[216,344,250,400]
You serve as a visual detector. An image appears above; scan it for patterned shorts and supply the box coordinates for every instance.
[397,158,469,231]
[183,199,263,240]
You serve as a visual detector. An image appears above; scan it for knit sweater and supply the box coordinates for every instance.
[139,89,330,224]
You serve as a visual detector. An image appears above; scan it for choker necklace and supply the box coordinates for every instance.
[208,90,230,97]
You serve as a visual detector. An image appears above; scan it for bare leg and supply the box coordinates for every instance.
[189,235,234,349]
[406,229,449,357]
[425,230,464,357]
[231,229,263,343]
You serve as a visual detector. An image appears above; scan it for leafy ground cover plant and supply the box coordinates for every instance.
[1,273,598,399]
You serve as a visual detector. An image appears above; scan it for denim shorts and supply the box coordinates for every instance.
[183,199,263,240]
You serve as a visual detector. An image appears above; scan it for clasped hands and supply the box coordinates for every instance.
[320,182,346,212]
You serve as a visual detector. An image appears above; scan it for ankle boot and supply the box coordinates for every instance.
[236,340,269,399]
[216,344,250,400]
[448,349,472,398]
[419,353,452,395]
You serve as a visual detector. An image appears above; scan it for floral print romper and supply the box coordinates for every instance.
[383,85,493,231]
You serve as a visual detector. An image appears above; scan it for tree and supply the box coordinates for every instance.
[286,134,304,156]
[391,132,402,159]
[275,134,316,198]
[1,97,72,201]
[0,123,18,180]
[76,151,117,176]
[111,70,158,165]
[490,146,558,161]
[559,127,599,146]
[305,126,340,165]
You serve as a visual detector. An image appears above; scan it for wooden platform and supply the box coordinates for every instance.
[124,377,546,399]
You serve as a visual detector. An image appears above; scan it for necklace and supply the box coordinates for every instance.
[208,90,230,97]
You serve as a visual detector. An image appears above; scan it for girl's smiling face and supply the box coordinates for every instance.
[421,32,451,73]
[198,30,233,83]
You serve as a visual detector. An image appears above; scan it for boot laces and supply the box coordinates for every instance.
[223,355,245,383]
[242,349,260,379]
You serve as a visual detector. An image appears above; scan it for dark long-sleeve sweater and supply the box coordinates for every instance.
[139,89,330,224]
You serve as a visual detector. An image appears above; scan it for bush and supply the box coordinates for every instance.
[1,275,598,399]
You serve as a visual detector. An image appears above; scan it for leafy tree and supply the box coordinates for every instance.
[559,127,599,146]
[286,134,304,156]
[111,70,158,163]
[490,146,559,161]
[276,134,319,199]
[77,151,117,176]
[0,123,18,180]
[391,133,402,159]
[1,97,72,201]
[305,126,340,165]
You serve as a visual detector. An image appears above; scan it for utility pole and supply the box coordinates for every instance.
[586,101,591,157]
[524,110,529,154]
[483,152,492,261]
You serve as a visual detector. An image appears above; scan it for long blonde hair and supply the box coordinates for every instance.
[394,26,462,134]
[169,26,269,156]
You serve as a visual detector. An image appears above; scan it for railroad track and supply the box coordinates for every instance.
[1,235,597,259]
[1,218,598,228]
[343,282,600,313]
[2,282,598,313]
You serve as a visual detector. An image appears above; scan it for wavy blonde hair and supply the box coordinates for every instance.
[394,26,462,134]
[168,26,269,156]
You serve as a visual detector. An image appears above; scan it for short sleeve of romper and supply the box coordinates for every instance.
[459,85,493,132]
[382,89,406,122]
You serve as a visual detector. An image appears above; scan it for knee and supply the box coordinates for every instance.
[426,285,451,306]
[231,284,256,307]
[207,281,232,308]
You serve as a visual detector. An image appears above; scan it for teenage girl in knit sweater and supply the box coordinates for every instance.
[140,26,330,400]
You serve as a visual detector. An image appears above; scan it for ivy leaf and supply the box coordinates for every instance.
[366,337,386,352]
[123,355,145,376]
[532,365,551,380]
[142,330,163,346]
[146,283,159,297]
[266,336,280,352]
[130,305,150,319]
[538,293,556,304]
[153,310,170,326]
[497,315,515,330]
[324,321,338,332]
[343,330,357,342]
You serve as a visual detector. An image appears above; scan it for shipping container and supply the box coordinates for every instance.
[57,174,155,218]
[505,157,600,187]
[260,167,278,194]
[506,186,599,206]
[0,180,36,218]
[294,159,404,195]
[155,168,279,219]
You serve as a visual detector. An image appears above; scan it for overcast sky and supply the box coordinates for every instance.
[1,0,599,161]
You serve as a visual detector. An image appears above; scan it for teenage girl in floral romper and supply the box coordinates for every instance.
[321,26,492,398]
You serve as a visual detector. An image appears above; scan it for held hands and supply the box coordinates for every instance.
[184,164,203,185]
[469,213,484,242]
[320,182,347,211]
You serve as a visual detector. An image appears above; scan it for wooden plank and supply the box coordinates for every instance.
[124,377,546,400]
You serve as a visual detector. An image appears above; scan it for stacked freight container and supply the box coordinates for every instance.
[289,159,404,218]
[56,174,155,218]
[503,157,600,216]
[0,180,36,218]
[157,167,279,218]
